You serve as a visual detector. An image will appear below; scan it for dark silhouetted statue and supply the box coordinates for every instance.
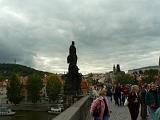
[64,41,82,95]
[67,41,79,74]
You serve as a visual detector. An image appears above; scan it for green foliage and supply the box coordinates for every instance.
[144,69,159,84]
[0,75,6,81]
[46,74,62,102]
[115,73,134,85]
[144,76,154,84]
[26,74,43,103]
[7,74,23,105]
[88,73,93,78]
[86,73,93,83]
[0,63,49,78]
[144,69,159,76]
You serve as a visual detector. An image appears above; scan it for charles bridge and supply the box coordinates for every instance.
[52,95,142,120]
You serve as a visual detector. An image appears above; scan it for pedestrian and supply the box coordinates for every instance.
[145,83,160,120]
[121,85,128,106]
[92,86,99,99]
[115,83,122,106]
[106,84,113,102]
[90,89,111,120]
[140,83,148,120]
[127,85,140,120]
[113,85,118,105]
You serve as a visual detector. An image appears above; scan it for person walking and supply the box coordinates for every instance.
[127,85,140,120]
[140,83,148,120]
[90,89,111,120]
[145,83,160,120]
[115,84,122,106]
[106,84,113,102]
[92,86,99,99]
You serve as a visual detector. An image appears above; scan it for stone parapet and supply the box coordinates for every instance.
[52,95,89,120]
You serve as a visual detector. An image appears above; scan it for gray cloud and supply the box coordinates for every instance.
[0,0,160,74]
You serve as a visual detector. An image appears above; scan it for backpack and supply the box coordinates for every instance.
[92,100,101,117]
[107,87,112,96]
[103,98,109,115]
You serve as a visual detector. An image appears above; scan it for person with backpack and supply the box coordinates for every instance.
[106,84,113,102]
[90,89,111,120]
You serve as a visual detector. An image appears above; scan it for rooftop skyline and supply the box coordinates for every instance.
[0,0,160,74]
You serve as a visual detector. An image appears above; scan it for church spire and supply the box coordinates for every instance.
[159,56,160,67]
[113,65,116,74]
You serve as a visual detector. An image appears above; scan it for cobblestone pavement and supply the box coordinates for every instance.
[87,99,144,120]
[108,100,141,120]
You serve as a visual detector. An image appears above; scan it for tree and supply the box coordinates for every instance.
[139,70,143,74]
[86,73,93,84]
[144,69,158,76]
[115,73,134,85]
[7,74,23,105]
[46,74,62,103]
[144,69,159,84]
[26,74,43,103]
[0,75,6,81]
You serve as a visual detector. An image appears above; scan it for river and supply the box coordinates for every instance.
[0,111,56,120]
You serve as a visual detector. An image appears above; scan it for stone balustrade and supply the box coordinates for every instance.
[52,95,90,120]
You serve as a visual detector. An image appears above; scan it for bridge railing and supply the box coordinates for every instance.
[52,95,90,120]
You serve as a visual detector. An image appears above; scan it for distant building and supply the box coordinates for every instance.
[128,66,160,74]
[128,57,160,74]
[105,71,115,84]
[19,75,49,100]
[0,80,8,104]
[92,73,106,83]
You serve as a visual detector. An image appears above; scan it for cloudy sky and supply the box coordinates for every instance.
[0,0,160,74]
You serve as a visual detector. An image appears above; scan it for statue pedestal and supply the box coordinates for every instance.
[65,95,74,108]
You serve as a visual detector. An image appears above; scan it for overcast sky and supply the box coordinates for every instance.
[0,0,160,74]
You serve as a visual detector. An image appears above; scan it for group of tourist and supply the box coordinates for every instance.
[113,84,131,106]
[142,83,160,120]
[89,82,160,120]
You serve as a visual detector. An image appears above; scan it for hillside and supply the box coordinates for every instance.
[0,63,50,79]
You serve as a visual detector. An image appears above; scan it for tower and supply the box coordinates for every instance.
[113,65,116,74]
[14,59,16,64]
[159,56,160,66]
[116,64,121,72]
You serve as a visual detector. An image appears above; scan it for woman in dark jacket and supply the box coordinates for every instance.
[128,85,140,120]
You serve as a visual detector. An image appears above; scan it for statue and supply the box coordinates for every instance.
[64,41,82,96]
[67,41,79,73]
